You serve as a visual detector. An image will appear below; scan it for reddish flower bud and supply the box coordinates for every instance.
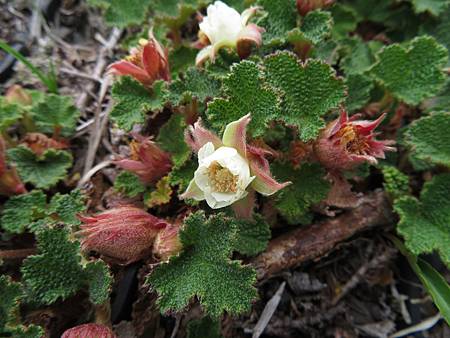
[21,132,69,156]
[62,323,116,338]
[314,110,395,171]
[107,30,170,86]
[114,134,172,185]
[77,206,169,264]
[296,0,334,16]
[153,223,182,261]
[0,136,26,196]
[5,85,32,105]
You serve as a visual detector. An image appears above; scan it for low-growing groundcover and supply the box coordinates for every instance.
[1,0,450,337]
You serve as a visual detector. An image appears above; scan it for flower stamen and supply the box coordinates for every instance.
[208,161,238,193]
[337,125,369,155]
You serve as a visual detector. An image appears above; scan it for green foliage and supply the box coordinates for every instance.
[168,159,197,193]
[88,0,152,27]
[340,38,380,76]
[114,171,146,197]
[233,215,271,256]
[6,325,44,338]
[166,67,222,106]
[7,146,72,189]
[257,0,297,44]
[157,113,190,168]
[0,275,22,330]
[47,190,86,225]
[404,112,450,167]
[1,190,46,233]
[187,316,223,338]
[330,3,358,38]
[0,98,23,131]
[21,227,84,304]
[145,176,173,207]
[424,7,450,66]
[110,76,154,131]
[264,51,345,141]
[424,79,450,112]
[288,10,333,45]
[409,0,450,16]
[345,74,374,112]
[206,60,281,136]
[273,162,330,224]
[85,260,113,305]
[371,36,448,105]
[150,0,209,28]
[31,94,79,137]
[382,166,410,200]
[147,212,257,317]
[394,173,450,266]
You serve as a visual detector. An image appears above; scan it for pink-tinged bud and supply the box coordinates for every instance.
[77,206,169,264]
[62,323,116,338]
[5,85,32,105]
[21,132,69,156]
[107,30,170,87]
[0,136,26,196]
[314,110,395,171]
[114,134,172,185]
[153,223,182,261]
[296,0,335,16]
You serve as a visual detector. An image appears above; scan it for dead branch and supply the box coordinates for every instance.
[0,248,36,259]
[252,191,394,281]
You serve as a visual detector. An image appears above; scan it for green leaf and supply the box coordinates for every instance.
[168,159,197,193]
[31,94,79,137]
[299,10,333,45]
[330,3,359,38]
[392,236,450,325]
[85,260,113,305]
[424,7,450,67]
[166,67,222,106]
[381,166,410,201]
[394,173,450,266]
[157,113,190,168]
[1,190,47,233]
[114,171,146,197]
[273,162,330,225]
[150,0,207,28]
[0,98,23,132]
[371,36,448,105]
[48,190,86,225]
[257,0,297,45]
[340,37,379,76]
[145,176,172,207]
[264,51,345,141]
[169,46,198,79]
[345,74,374,112]
[187,316,223,338]
[104,0,151,27]
[206,60,282,137]
[7,146,72,189]
[21,227,84,304]
[233,215,271,256]
[110,76,153,131]
[0,275,22,330]
[147,212,257,317]
[404,112,450,167]
[410,0,450,16]
[424,79,450,112]
[6,325,44,338]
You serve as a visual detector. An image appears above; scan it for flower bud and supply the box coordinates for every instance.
[114,134,172,185]
[108,30,170,86]
[0,136,26,196]
[296,0,335,16]
[21,132,69,156]
[5,85,32,105]
[314,110,395,171]
[77,206,169,264]
[62,323,116,338]
[153,223,182,261]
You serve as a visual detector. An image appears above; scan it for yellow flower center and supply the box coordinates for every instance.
[208,161,238,193]
[337,125,370,155]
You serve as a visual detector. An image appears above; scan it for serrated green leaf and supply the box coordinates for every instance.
[382,166,410,201]
[168,159,197,193]
[330,3,359,38]
[114,171,146,197]
[5,325,44,338]
[7,146,72,189]
[166,67,222,106]
[404,112,450,167]
[169,46,198,78]
[157,113,190,168]
[206,60,281,136]
[340,37,379,76]
[31,94,79,137]
[424,78,450,112]
[48,190,86,225]
[257,0,297,45]
[84,260,113,305]
[424,7,450,66]
[150,0,207,28]
[346,74,374,112]
[273,162,330,225]
[410,0,450,16]
[264,51,345,141]
[300,10,333,44]
[371,36,448,105]
[21,227,84,304]
[147,212,257,317]
[103,0,152,27]
[0,275,22,330]
[0,98,23,132]
[1,190,46,234]
[233,215,270,256]
[394,173,450,266]
[187,316,223,338]
[110,76,153,131]
[145,176,172,207]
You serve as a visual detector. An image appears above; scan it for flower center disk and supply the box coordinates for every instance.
[337,125,369,155]
[208,161,238,193]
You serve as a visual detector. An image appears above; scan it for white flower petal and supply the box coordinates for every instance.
[198,142,215,162]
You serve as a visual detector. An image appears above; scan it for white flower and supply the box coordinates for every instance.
[195,1,264,65]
